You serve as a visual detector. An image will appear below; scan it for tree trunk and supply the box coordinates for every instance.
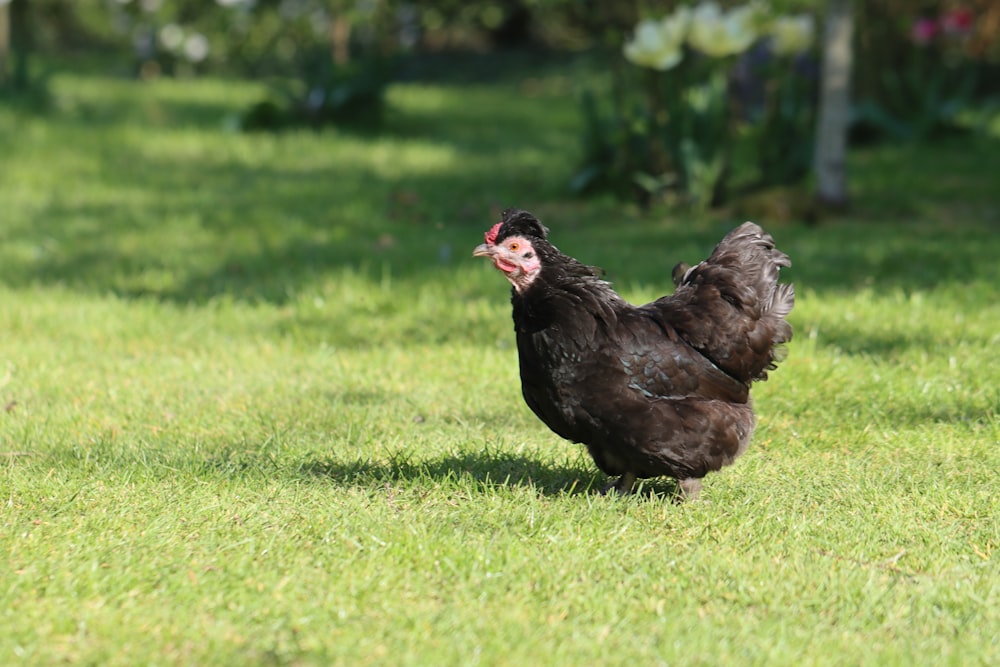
[331,16,351,66]
[813,0,853,209]
[0,2,9,85]
[9,0,30,90]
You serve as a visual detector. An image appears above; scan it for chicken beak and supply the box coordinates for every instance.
[472,243,495,258]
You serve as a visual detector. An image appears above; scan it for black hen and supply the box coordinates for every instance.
[473,209,794,499]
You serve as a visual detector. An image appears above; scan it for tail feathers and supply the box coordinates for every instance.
[758,282,795,379]
[708,222,791,311]
[767,282,795,322]
[657,222,795,384]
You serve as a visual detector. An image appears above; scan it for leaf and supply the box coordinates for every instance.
[632,171,667,194]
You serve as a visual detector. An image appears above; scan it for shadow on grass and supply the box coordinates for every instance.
[845,392,997,428]
[5,63,1000,323]
[47,437,683,499]
[297,449,682,498]
[2,88,577,305]
[299,450,600,496]
[815,327,952,358]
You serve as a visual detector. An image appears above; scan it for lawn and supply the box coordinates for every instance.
[1,64,998,666]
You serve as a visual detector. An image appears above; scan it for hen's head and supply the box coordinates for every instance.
[473,208,549,293]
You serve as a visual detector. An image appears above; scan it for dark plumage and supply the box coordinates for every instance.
[473,209,794,499]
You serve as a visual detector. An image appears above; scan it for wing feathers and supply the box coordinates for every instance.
[653,222,794,383]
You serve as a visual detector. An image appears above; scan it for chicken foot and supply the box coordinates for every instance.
[601,472,637,496]
[677,477,702,501]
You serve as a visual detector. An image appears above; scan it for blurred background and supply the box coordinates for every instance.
[2,0,998,214]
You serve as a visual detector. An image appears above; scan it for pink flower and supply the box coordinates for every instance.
[940,8,973,36]
[911,18,939,46]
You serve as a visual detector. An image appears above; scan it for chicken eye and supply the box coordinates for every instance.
[509,242,520,252]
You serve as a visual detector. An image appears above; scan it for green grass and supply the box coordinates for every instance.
[2,67,999,666]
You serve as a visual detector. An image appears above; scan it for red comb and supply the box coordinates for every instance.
[484,222,502,245]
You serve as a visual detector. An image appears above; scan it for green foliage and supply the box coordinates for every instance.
[851,61,979,145]
[1,68,999,666]
[573,5,819,210]
[241,55,393,131]
[748,56,816,186]
[849,2,998,146]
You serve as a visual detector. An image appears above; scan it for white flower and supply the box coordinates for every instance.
[623,9,691,71]
[769,14,815,56]
[661,7,692,47]
[183,33,210,62]
[687,1,759,58]
[159,23,185,52]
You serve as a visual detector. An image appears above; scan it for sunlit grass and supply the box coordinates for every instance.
[1,67,998,666]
